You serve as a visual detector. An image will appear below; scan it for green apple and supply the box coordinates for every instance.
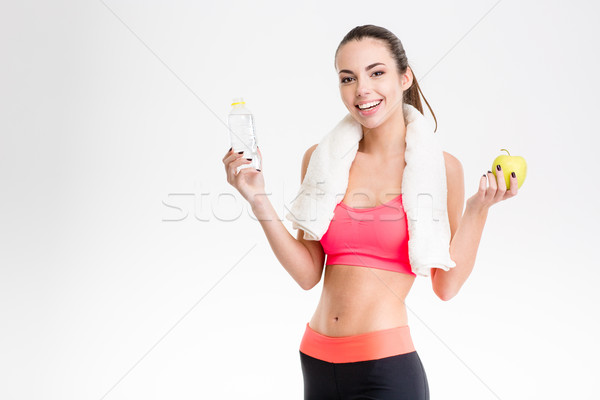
[492,149,527,190]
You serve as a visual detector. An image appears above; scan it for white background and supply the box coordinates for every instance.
[1,0,599,399]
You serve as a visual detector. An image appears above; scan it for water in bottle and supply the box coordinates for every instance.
[228,97,262,173]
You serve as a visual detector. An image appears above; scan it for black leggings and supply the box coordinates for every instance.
[299,350,430,400]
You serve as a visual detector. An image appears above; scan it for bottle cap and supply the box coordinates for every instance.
[231,97,245,106]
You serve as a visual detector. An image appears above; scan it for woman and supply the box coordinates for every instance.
[222,24,519,400]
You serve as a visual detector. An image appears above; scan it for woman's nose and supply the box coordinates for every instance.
[355,80,372,97]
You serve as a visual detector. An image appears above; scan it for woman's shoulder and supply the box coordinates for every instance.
[443,151,463,174]
[304,143,318,159]
[302,144,319,168]
[300,144,319,182]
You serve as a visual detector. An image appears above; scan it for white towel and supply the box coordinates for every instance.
[285,103,457,277]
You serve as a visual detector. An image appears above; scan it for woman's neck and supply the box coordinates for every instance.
[358,111,407,158]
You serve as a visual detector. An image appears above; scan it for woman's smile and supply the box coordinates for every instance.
[356,99,383,116]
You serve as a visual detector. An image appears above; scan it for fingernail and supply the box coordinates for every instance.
[246,158,252,161]
[238,151,243,154]
[257,169,261,171]
[496,164,501,171]
[511,172,516,178]
[487,170,491,174]
[483,174,486,177]
[228,147,232,152]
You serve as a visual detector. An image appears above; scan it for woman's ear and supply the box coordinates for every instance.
[402,66,414,91]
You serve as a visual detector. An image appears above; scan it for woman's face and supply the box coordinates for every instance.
[335,38,412,129]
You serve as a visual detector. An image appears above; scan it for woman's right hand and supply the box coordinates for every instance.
[222,147,266,206]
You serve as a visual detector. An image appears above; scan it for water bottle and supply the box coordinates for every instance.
[228,97,262,173]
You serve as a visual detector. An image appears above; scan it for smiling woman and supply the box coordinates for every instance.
[334,31,437,134]
[223,23,510,400]
[294,25,438,399]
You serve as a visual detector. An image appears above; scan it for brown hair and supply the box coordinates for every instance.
[334,24,438,132]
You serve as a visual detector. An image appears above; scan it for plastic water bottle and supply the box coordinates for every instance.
[228,97,262,173]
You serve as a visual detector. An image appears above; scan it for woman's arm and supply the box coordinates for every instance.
[250,145,325,290]
[432,152,519,300]
[432,152,485,301]
[433,207,489,301]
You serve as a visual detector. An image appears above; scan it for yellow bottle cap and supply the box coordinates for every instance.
[231,97,245,106]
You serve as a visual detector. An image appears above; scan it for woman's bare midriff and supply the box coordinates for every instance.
[308,263,416,337]
[308,145,413,337]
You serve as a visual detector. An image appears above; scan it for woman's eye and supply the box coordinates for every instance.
[340,71,383,84]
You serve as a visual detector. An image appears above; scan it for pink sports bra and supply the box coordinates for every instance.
[319,193,416,277]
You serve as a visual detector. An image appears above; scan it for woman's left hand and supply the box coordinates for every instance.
[466,164,519,213]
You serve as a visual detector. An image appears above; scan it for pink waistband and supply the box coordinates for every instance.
[299,322,415,363]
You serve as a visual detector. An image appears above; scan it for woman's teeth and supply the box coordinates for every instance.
[357,100,382,110]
